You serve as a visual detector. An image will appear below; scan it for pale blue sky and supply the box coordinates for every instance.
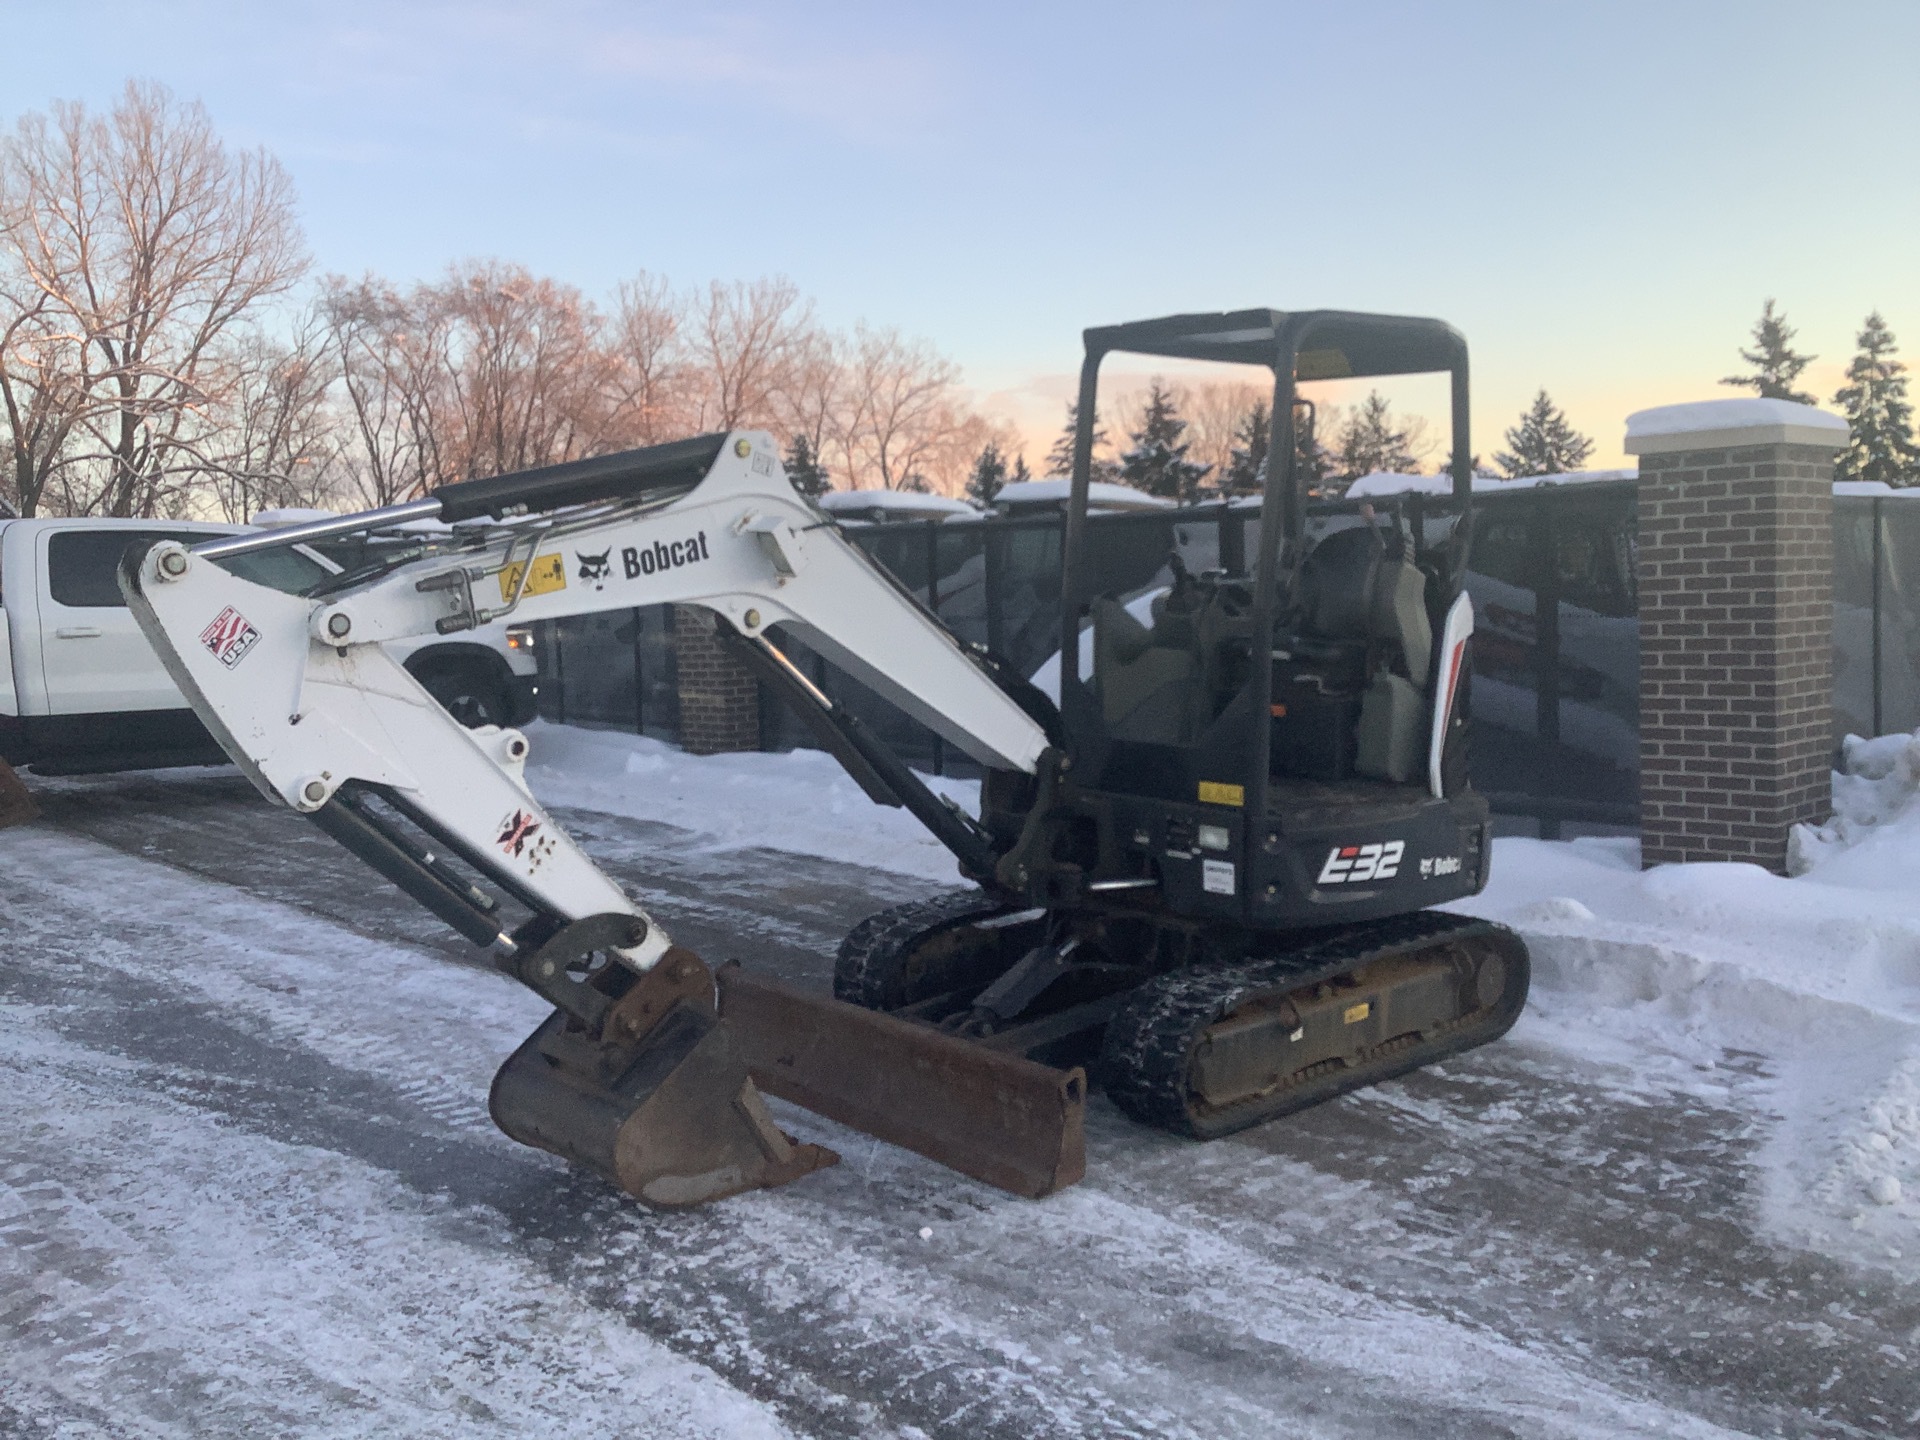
[4,0,1916,464]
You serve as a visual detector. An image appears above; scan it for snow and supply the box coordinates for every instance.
[523,719,1920,1278]
[1345,468,1635,498]
[1835,479,1920,498]
[1624,397,1848,448]
[522,720,981,885]
[816,489,978,522]
[993,479,1174,512]
[1442,730,1920,1270]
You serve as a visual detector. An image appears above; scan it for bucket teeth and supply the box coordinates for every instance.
[489,935,836,1208]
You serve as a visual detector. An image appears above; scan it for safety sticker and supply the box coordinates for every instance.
[1343,1001,1372,1025]
[199,606,261,669]
[498,553,568,601]
[1202,859,1236,895]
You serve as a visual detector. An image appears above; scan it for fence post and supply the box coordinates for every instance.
[1626,398,1849,873]
[672,604,762,754]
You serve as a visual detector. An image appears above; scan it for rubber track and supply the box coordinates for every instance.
[833,889,1014,1007]
[1099,910,1525,1138]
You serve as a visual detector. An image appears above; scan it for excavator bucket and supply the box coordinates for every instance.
[718,967,1087,1199]
[0,759,38,830]
[490,942,837,1208]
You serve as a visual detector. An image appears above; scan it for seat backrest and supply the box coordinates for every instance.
[1296,524,1433,687]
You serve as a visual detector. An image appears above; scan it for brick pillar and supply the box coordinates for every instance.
[672,605,762,754]
[1627,399,1849,872]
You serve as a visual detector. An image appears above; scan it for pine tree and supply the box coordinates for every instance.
[966,441,1010,506]
[1008,453,1032,486]
[783,433,830,498]
[1119,379,1212,503]
[1334,390,1422,490]
[1294,401,1338,497]
[1721,298,1817,404]
[1494,390,1594,478]
[1833,311,1920,487]
[1223,399,1269,496]
[1045,400,1117,482]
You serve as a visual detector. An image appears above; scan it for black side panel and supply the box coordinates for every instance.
[2,709,227,774]
[432,434,729,522]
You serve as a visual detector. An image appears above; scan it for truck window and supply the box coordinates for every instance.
[47,530,330,607]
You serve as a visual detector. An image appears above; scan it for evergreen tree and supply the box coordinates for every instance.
[1045,400,1117,481]
[1334,390,1422,490]
[1294,401,1338,497]
[783,433,830,498]
[1494,390,1594,477]
[1223,398,1270,496]
[1833,311,1920,487]
[1008,453,1032,486]
[1119,379,1212,503]
[1721,298,1817,404]
[966,440,1010,506]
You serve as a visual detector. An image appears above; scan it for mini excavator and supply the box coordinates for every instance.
[123,309,1528,1207]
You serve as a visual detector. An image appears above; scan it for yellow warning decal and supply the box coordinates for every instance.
[1197,781,1245,808]
[1342,1001,1372,1025]
[499,553,567,601]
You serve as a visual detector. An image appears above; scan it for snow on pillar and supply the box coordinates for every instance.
[1626,398,1849,872]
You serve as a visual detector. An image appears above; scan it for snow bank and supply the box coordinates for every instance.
[522,721,979,885]
[1346,468,1634,499]
[1787,727,1920,884]
[1453,771,1920,1272]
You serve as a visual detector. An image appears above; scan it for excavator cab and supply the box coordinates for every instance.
[1025,310,1486,924]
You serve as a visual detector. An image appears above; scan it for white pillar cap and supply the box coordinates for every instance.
[1624,398,1849,456]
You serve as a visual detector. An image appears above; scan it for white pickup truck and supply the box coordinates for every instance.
[0,516,539,774]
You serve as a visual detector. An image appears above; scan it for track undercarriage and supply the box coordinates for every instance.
[832,892,1530,1143]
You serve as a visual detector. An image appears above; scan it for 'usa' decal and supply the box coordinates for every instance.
[199,606,260,669]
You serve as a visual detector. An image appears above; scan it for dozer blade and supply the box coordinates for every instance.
[0,758,38,830]
[490,940,836,1208]
[718,967,1086,1199]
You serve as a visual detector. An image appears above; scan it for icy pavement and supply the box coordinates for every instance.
[0,740,1916,1436]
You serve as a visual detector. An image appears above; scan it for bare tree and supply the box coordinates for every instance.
[322,275,442,507]
[609,271,692,444]
[201,309,345,521]
[834,324,969,491]
[686,277,811,432]
[0,81,306,516]
[438,260,620,480]
[0,285,85,515]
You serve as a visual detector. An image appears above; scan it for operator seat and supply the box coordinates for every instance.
[1281,523,1434,782]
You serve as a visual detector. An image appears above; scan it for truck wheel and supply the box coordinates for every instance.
[413,661,511,729]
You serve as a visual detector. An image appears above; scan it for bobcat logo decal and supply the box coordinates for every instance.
[576,549,612,589]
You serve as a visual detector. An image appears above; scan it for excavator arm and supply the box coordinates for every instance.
[120,433,1081,1206]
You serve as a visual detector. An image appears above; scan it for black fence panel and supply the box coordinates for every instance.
[1834,495,1920,741]
[532,488,1918,836]
[535,604,678,739]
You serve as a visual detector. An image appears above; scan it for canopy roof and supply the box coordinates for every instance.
[1082,308,1465,381]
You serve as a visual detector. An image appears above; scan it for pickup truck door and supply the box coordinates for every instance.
[36,525,217,714]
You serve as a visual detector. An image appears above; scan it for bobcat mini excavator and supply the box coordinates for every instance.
[122,309,1528,1208]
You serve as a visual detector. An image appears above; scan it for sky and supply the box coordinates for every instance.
[3,0,1917,468]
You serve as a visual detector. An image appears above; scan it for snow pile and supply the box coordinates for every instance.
[1786,727,1920,881]
[1454,820,1920,1269]
[1346,468,1634,499]
[522,721,980,885]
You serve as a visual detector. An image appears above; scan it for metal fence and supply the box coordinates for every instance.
[534,487,1920,833]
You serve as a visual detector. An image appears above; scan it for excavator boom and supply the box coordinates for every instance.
[121,432,1079,1206]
